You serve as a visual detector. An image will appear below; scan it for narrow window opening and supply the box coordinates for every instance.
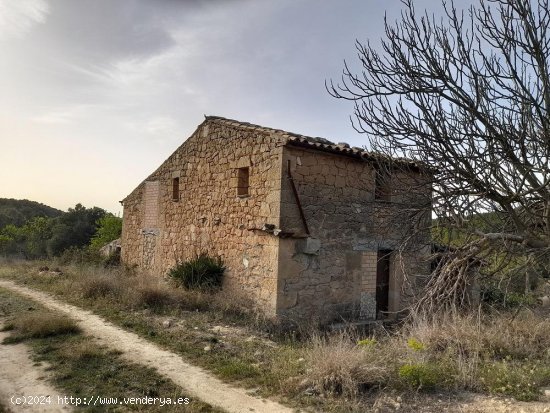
[374,168,391,201]
[172,177,180,201]
[237,167,250,197]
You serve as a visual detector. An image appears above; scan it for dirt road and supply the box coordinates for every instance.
[0,329,71,413]
[0,280,295,413]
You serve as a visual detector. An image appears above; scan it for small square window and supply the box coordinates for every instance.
[237,167,249,197]
[374,168,391,201]
[172,177,180,201]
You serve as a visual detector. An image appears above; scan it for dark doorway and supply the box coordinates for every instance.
[376,250,392,318]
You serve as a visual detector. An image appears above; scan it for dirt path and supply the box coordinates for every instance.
[0,330,71,413]
[0,280,295,413]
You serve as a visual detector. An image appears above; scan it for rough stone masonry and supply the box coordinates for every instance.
[121,116,432,323]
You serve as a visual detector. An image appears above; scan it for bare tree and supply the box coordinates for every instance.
[328,0,550,312]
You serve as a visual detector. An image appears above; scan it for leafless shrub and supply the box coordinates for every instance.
[80,276,121,299]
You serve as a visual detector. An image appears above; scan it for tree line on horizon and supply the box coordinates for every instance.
[0,199,121,260]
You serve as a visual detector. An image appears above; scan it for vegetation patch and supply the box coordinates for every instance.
[80,276,121,299]
[135,285,177,312]
[2,312,80,344]
[0,288,221,413]
[215,360,262,380]
[480,360,550,401]
[2,261,550,412]
[398,363,443,391]
[168,254,225,290]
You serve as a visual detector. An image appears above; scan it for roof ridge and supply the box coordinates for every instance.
[204,115,424,170]
[205,115,355,147]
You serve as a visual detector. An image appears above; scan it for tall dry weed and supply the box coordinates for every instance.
[306,330,398,396]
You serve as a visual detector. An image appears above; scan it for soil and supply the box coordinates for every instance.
[0,329,71,413]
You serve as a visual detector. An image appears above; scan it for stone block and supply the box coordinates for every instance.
[295,237,321,255]
[360,292,376,320]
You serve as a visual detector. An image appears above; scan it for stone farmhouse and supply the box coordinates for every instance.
[120,116,432,323]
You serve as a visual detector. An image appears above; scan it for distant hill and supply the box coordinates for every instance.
[0,198,64,229]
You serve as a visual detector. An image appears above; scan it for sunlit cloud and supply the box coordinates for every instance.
[31,104,107,124]
[0,0,49,39]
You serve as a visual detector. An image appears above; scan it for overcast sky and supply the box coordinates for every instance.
[0,0,445,214]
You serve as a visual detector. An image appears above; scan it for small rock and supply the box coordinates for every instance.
[212,326,223,333]
[203,345,211,352]
[162,320,172,328]
[297,357,305,363]
[541,296,550,307]
[193,326,198,330]
[303,387,317,396]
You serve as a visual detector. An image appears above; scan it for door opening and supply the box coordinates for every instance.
[376,249,391,318]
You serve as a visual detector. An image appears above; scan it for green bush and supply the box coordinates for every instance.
[89,215,122,251]
[481,286,536,308]
[357,338,377,347]
[398,363,443,390]
[407,337,425,351]
[168,253,224,290]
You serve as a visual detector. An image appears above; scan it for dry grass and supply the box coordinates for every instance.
[400,310,550,398]
[303,310,550,401]
[404,309,550,365]
[306,330,399,397]
[3,311,80,343]
[80,275,121,299]
[59,339,105,361]
[3,259,549,405]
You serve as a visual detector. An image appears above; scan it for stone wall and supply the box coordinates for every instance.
[121,117,432,322]
[121,120,286,315]
[276,146,431,323]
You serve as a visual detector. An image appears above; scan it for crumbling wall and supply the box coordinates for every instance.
[277,146,431,323]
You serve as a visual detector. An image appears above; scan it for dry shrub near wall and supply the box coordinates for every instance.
[80,275,122,299]
[68,262,258,318]
[134,284,177,311]
[129,274,213,313]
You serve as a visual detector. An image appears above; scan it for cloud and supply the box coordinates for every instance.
[0,0,49,39]
[30,103,106,124]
